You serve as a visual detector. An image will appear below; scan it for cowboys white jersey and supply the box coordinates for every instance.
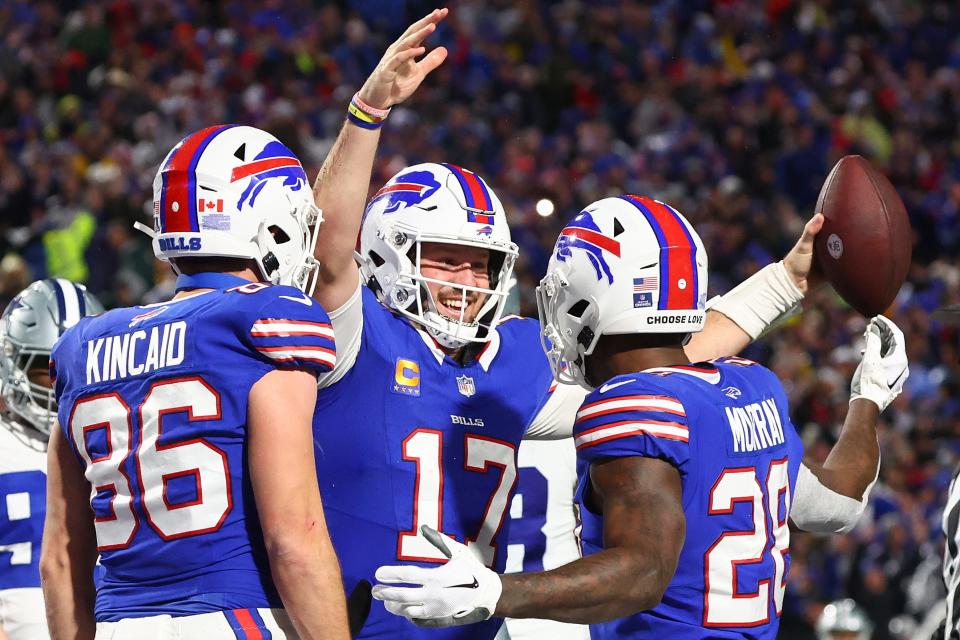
[0,415,49,640]
[502,437,589,640]
[943,468,960,639]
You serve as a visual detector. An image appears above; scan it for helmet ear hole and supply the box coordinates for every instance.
[268,225,290,244]
[567,299,589,318]
[369,250,386,268]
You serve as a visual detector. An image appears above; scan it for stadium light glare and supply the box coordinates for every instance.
[536,198,555,217]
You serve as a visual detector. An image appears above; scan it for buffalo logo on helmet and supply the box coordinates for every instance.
[231,140,308,210]
[555,210,621,284]
[370,170,442,215]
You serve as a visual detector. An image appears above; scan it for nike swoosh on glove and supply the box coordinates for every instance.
[850,315,909,411]
[372,525,503,627]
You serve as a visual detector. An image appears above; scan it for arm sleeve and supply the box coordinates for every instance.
[244,290,337,376]
[316,275,363,388]
[790,462,873,534]
[573,378,690,471]
[524,383,588,440]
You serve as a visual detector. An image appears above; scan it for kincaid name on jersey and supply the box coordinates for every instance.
[84,320,186,384]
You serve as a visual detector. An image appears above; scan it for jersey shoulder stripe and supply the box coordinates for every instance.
[576,395,685,423]
[250,319,334,338]
[575,418,689,449]
[254,345,335,368]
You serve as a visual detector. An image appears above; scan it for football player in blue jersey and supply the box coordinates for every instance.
[41,125,350,639]
[370,195,909,639]
[308,10,835,640]
[0,279,104,640]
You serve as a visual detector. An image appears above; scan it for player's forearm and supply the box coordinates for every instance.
[311,120,380,307]
[495,547,673,624]
[268,532,350,640]
[811,398,880,499]
[684,309,751,362]
[39,548,96,640]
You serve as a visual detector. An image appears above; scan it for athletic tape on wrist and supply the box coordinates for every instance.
[708,261,805,339]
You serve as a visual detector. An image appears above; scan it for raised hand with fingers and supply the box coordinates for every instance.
[782,212,825,294]
[358,8,450,111]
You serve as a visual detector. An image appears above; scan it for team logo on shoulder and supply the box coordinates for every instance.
[456,374,476,398]
[370,170,441,214]
[555,210,621,284]
[723,386,742,399]
[393,358,421,397]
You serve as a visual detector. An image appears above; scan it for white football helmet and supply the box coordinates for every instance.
[815,599,873,640]
[537,195,708,388]
[357,163,519,349]
[0,279,104,436]
[143,125,321,293]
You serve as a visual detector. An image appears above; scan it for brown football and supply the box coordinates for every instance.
[813,155,911,317]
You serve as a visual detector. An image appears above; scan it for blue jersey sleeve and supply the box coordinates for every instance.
[50,320,85,411]
[573,375,690,470]
[233,285,336,376]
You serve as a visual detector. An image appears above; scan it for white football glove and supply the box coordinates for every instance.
[850,315,909,411]
[372,525,502,627]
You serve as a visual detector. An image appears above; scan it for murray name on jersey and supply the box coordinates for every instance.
[724,398,786,454]
[84,321,187,384]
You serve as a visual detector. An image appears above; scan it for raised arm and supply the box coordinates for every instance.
[371,456,685,626]
[685,213,824,362]
[40,426,98,640]
[790,315,908,533]
[311,9,448,311]
[249,368,350,639]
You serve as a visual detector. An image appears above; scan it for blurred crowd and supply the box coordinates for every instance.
[2,0,959,637]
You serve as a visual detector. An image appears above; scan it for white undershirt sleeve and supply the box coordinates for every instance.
[789,462,876,534]
[316,276,364,389]
[523,384,589,440]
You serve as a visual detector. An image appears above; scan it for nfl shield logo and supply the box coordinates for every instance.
[456,375,476,398]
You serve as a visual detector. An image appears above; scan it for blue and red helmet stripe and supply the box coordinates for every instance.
[159,124,234,233]
[620,195,699,311]
[442,163,494,214]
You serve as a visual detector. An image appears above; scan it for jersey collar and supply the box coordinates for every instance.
[642,363,721,385]
[411,324,502,372]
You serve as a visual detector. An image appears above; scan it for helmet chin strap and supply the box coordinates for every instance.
[424,312,479,350]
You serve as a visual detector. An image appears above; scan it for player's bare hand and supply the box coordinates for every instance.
[782,213,824,294]
[357,8,449,111]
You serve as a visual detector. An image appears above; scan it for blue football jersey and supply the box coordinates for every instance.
[51,282,335,622]
[315,287,555,640]
[574,358,804,639]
